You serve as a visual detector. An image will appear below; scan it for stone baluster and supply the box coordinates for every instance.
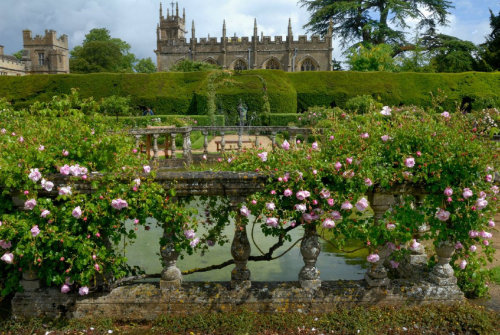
[364,192,396,287]
[290,132,297,149]
[203,130,209,156]
[254,131,259,147]
[220,131,226,154]
[160,229,182,289]
[170,133,176,158]
[152,134,159,160]
[21,267,40,291]
[237,128,243,151]
[271,131,277,150]
[230,197,251,289]
[183,129,192,164]
[429,241,457,286]
[134,135,141,150]
[299,223,321,290]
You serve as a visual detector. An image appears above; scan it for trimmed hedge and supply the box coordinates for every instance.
[1,71,499,115]
[114,114,225,127]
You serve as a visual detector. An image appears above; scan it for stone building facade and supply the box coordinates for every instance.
[155,2,333,72]
[0,30,69,76]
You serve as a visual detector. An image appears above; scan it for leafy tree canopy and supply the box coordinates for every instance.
[299,0,452,52]
[12,50,23,61]
[481,10,500,70]
[346,43,396,71]
[70,28,137,73]
[134,58,157,73]
[169,59,220,72]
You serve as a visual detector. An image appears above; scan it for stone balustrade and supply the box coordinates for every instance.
[9,172,464,319]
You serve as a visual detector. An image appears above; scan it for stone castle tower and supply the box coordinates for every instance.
[22,29,70,74]
[155,2,333,72]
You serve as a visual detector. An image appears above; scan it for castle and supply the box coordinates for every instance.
[0,29,70,76]
[155,2,333,72]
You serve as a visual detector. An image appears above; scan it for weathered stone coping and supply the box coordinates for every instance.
[11,280,464,320]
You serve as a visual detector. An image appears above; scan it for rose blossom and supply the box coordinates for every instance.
[455,242,463,250]
[184,229,195,240]
[409,239,421,251]
[79,286,89,296]
[257,152,268,162]
[469,230,479,238]
[327,198,334,206]
[485,174,493,182]
[488,220,495,228]
[295,204,307,212]
[360,132,369,139]
[327,211,340,220]
[143,165,151,174]
[281,140,290,151]
[483,240,490,246]
[72,206,82,219]
[364,178,373,186]
[240,206,250,217]
[0,240,12,249]
[320,189,330,199]
[334,162,342,171]
[390,260,399,269]
[491,185,499,194]
[381,135,390,142]
[111,199,128,210]
[367,254,380,263]
[355,198,369,212]
[322,219,335,229]
[479,231,493,239]
[41,210,50,218]
[251,199,257,205]
[476,198,488,210]
[444,187,453,196]
[59,186,72,196]
[386,223,396,230]
[1,253,14,264]
[404,157,415,168]
[283,189,293,197]
[462,188,473,199]
[62,149,69,156]
[190,238,200,248]
[94,264,100,271]
[296,190,311,201]
[380,106,392,116]
[346,157,353,165]
[459,260,467,270]
[266,202,275,211]
[469,245,477,252]
[61,284,71,294]
[311,142,319,150]
[435,208,450,221]
[28,168,42,182]
[60,164,70,175]
[266,217,279,227]
[341,201,353,210]
[41,179,54,192]
[24,199,37,210]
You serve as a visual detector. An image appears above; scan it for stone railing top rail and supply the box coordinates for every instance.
[129,126,314,136]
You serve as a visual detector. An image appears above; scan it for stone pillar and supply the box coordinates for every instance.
[153,134,159,160]
[230,197,251,289]
[299,224,321,290]
[365,192,396,287]
[429,241,457,286]
[182,128,192,164]
[21,268,40,291]
[160,229,182,289]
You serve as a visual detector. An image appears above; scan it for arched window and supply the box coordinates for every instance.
[233,59,247,70]
[204,58,217,65]
[300,58,317,71]
[265,58,281,70]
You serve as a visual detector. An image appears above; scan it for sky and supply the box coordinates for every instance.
[0,0,499,64]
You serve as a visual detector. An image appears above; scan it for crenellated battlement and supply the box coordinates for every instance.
[22,29,68,50]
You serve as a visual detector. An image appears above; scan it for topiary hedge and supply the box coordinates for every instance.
[1,71,499,115]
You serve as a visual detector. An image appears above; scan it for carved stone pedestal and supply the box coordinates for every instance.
[398,225,429,279]
[160,243,182,289]
[230,198,251,290]
[21,269,40,291]
[299,225,321,290]
[365,247,391,287]
[429,241,457,286]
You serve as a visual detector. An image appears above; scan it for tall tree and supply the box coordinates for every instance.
[422,34,482,72]
[70,28,137,73]
[299,0,452,53]
[481,10,500,70]
[134,58,157,73]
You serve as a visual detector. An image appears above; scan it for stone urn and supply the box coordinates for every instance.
[299,225,321,290]
[429,241,457,286]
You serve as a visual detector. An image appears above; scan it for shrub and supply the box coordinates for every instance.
[99,95,132,116]
[345,95,380,114]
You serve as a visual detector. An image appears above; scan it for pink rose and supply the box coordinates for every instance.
[355,198,369,212]
[60,164,70,175]
[40,210,50,218]
[462,188,473,199]
[283,189,293,197]
[409,239,421,251]
[78,286,89,296]
[184,229,195,240]
[330,211,342,220]
[483,240,489,246]
[491,186,499,194]
[72,206,82,219]
[311,142,319,150]
[296,190,311,201]
[390,260,399,269]
[190,238,200,248]
[469,245,477,252]
[485,174,493,182]
[281,140,290,151]
[476,198,488,210]
[346,157,353,165]
[441,111,450,119]
[459,260,467,270]
[59,186,72,196]
[257,152,268,162]
[360,133,369,139]
[61,284,71,294]
[334,162,342,171]
[455,242,463,250]
[404,157,415,168]
[28,168,42,182]
[341,201,353,210]
[1,252,14,264]
[381,135,390,142]
[0,240,12,249]
[111,199,128,210]
[322,219,335,229]
[488,220,495,228]
[295,204,307,212]
[329,135,335,140]
[94,263,100,271]
[240,206,250,217]
[444,187,453,196]
[41,179,54,192]
[266,202,275,211]
[266,217,279,228]
[320,189,330,199]
[364,178,373,187]
[143,165,151,174]
[62,149,69,156]
[367,254,380,263]
[386,223,396,230]
[469,230,479,238]
[380,106,391,116]
[24,199,37,210]
[327,198,334,206]
[251,199,257,205]
[435,208,450,221]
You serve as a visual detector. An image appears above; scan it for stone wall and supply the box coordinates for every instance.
[0,53,26,76]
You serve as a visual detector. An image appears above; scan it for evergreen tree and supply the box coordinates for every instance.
[481,10,500,70]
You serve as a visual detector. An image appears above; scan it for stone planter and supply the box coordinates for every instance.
[429,241,457,286]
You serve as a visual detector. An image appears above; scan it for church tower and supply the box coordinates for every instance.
[157,2,186,42]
